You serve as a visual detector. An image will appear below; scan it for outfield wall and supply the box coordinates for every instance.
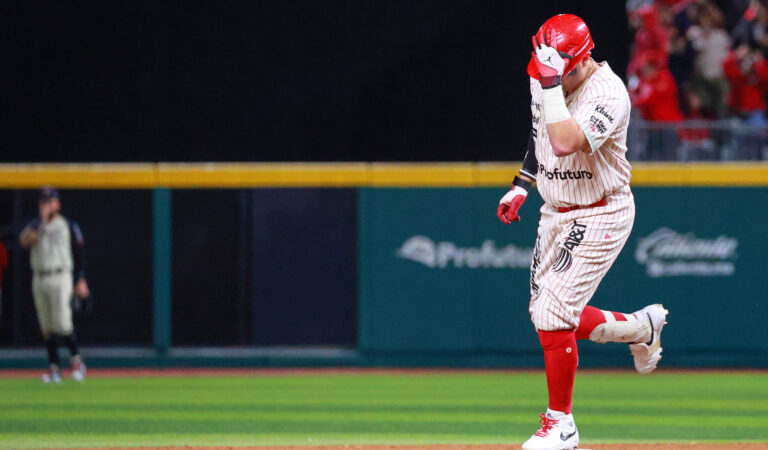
[0,162,766,368]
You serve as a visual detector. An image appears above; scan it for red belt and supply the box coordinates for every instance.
[557,197,607,213]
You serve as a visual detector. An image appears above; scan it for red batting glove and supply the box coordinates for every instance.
[531,33,571,89]
[497,186,528,224]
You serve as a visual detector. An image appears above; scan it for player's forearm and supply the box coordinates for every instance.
[546,118,588,157]
[19,228,37,248]
[541,85,587,157]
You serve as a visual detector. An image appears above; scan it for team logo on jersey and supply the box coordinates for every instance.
[553,220,587,273]
[538,165,594,180]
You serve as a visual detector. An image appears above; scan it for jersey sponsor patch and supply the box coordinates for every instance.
[530,235,542,295]
[552,247,573,273]
[588,115,607,134]
[531,99,542,131]
[553,220,587,273]
[594,105,614,123]
[538,164,594,180]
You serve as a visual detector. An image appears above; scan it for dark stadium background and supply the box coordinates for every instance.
[0,0,629,163]
[0,1,766,374]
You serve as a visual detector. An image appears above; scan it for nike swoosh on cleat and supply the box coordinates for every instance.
[645,312,654,346]
[560,430,577,441]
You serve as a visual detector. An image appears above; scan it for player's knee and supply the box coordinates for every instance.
[529,290,579,331]
[537,329,576,350]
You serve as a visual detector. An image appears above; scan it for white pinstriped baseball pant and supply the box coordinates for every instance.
[529,185,635,331]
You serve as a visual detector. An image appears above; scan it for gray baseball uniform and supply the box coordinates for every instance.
[29,215,85,336]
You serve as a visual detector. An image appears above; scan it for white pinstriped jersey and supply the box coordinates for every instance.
[528,62,632,208]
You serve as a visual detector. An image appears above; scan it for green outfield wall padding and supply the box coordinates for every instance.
[358,187,768,362]
[153,188,172,353]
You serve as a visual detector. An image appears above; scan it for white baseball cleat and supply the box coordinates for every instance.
[629,304,669,374]
[71,356,87,382]
[522,410,579,450]
[42,365,62,384]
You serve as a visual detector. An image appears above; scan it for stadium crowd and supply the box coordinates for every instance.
[627,0,768,126]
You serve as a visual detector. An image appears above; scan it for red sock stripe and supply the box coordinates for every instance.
[611,311,627,321]
[576,306,629,340]
[575,305,604,340]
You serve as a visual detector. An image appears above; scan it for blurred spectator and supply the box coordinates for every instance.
[678,91,717,159]
[722,41,768,126]
[627,0,768,160]
[630,51,685,121]
[715,0,751,31]
[687,1,731,118]
[628,4,670,78]
[628,0,768,122]
[732,0,768,54]
[668,24,696,105]
[630,51,684,159]
[684,89,716,119]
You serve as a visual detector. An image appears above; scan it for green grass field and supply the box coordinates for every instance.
[0,371,766,448]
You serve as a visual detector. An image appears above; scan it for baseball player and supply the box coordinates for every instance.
[19,187,88,384]
[496,14,669,450]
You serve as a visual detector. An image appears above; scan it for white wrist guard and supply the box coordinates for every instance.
[542,85,571,124]
[498,185,528,205]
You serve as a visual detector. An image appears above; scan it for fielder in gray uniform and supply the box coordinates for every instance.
[20,187,89,384]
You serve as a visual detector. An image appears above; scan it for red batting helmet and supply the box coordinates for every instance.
[527,14,594,79]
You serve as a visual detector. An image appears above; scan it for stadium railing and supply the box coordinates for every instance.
[628,117,768,161]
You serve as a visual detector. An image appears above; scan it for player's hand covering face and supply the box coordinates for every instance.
[531,33,572,89]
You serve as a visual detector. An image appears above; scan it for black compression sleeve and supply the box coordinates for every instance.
[512,176,532,192]
[68,220,86,280]
[520,130,538,180]
[72,243,85,281]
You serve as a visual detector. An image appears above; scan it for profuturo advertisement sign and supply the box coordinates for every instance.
[358,187,542,352]
[396,235,532,269]
[634,228,738,278]
[360,186,768,360]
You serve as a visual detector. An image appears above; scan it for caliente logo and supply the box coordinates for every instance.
[396,235,532,269]
[635,228,738,277]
